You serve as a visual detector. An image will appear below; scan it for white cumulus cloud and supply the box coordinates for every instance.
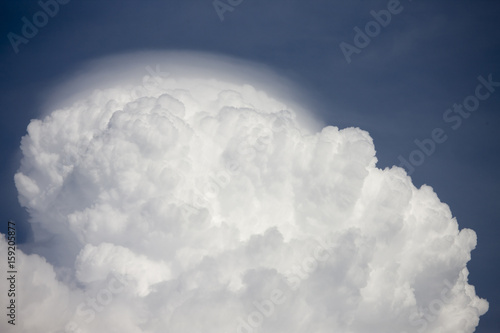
[1,52,487,333]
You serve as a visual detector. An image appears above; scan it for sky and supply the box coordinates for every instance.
[0,0,499,332]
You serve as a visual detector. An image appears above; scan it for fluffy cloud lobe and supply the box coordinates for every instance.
[2,66,488,333]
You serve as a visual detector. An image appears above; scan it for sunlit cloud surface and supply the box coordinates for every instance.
[1,52,488,333]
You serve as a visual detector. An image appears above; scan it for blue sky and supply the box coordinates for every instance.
[1,0,499,331]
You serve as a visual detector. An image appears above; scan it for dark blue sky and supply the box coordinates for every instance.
[1,0,499,331]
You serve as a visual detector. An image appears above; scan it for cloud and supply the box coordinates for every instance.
[1,53,487,333]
